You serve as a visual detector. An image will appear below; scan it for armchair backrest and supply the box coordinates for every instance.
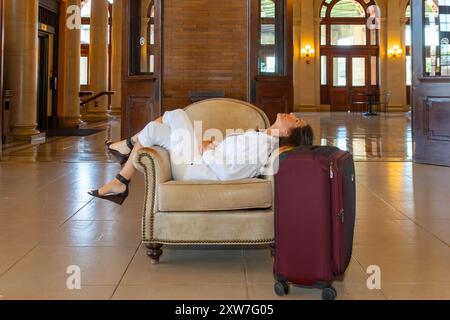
[184,98,270,136]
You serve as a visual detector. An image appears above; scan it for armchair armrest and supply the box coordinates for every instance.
[133,146,173,183]
[261,146,295,210]
[133,147,173,243]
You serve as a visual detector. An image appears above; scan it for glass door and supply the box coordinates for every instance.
[411,0,450,166]
[329,55,370,111]
[319,0,379,111]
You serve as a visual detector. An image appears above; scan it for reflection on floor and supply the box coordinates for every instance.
[299,112,413,162]
[0,113,449,300]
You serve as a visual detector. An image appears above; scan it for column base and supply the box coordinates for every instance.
[59,116,86,128]
[82,110,110,123]
[10,125,40,139]
[109,108,122,116]
[11,125,45,144]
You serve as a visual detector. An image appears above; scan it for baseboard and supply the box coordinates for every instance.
[295,105,410,113]
[386,105,410,113]
[294,105,319,112]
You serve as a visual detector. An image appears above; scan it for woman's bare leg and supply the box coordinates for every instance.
[107,117,163,155]
[97,140,143,196]
[106,133,140,155]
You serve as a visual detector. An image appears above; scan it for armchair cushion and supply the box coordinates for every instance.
[158,178,273,212]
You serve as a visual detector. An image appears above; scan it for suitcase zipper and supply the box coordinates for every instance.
[329,161,334,179]
[338,208,345,224]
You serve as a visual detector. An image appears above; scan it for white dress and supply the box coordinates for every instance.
[138,109,278,181]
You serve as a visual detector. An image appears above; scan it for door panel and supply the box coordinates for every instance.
[412,0,450,166]
[255,81,290,122]
[330,56,348,111]
[328,54,375,112]
[125,96,157,137]
[424,98,450,141]
[351,57,366,87]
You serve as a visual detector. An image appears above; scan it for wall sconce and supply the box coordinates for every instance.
[388,45,403,58]
[301,45,315,64]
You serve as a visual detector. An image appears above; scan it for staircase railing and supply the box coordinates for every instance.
[80,91,115,107]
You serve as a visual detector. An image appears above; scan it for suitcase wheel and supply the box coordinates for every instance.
[321,287,337,300]
[274,281,289,297]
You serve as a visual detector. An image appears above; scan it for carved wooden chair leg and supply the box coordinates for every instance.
[270,243,276,258]
[146,243,163,264]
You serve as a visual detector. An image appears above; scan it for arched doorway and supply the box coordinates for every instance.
[319,0,379,111]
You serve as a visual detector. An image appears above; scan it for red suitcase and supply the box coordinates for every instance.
[273,146,356,300]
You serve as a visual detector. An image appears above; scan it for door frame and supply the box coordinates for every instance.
[321,46,379,111]
[0,0,3,158]
[249,0,294,123]
[38,31,50,131]
[121,0,163,138]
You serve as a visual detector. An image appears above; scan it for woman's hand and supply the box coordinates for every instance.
[200,140,216,155]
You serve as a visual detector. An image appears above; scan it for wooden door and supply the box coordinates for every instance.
[121,0,162,138]
[329,55,349,110]
[328,54,373,111]
[412,0,450,166]
[37,33,49,131]
[250,0,293,123]
[0,0,3,158]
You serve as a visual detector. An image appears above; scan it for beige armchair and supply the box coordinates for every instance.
[133,98,275,264]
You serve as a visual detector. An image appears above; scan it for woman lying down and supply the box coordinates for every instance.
[89,109,314,205]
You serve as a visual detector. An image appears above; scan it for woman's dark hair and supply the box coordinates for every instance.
[279,124,314,147]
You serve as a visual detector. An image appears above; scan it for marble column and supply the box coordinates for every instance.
[296,0,317,111]
[386,0,407,111]
[60,0,85,127]
[4,0,40,138]
[84,0,109,122]
[110,0,122,116]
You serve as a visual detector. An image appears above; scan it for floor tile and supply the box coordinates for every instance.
[0,247,33,276]
[353,242,450,284]
[0,246,138,286]
[71,199,143,221]
[112,284,248,300]
[0,285,115,300]
[121,246,246,286]
[0,221,62,247]
[39,220,141,247]
[381,283,450,300]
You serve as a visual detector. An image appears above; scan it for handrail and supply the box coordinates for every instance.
[80,91,115,107]
[79,90,94,97]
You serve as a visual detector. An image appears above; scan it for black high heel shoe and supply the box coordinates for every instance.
[88,174,131,205]
[105,138,134,165]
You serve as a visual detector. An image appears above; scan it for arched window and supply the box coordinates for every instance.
[319,0,379,110]
[320,0,378,47]
[146,0,156,74]
[321,0,366,18]
[130,0,159,75]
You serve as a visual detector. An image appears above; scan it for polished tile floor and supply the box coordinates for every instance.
[0,113,449,300]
